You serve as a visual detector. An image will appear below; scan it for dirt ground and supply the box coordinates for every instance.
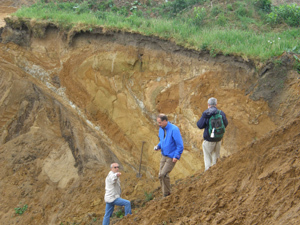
[116,116,300,225]
[1,1,300,225]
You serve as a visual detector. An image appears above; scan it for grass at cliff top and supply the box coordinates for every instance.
[12,0,300,61]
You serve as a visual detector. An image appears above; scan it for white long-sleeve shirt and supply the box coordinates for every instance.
[104,171,121,203]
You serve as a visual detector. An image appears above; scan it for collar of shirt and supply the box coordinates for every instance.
[164,122,171,130]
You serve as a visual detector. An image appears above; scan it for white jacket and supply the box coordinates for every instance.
[104,171,121,203]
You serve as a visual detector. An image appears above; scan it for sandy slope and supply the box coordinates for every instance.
[117,115,300,224]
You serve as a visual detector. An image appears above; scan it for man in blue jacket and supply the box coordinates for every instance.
[197,97,228,171]
[154,114,184,197]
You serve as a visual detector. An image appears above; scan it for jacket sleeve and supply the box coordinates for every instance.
[107,172,118,184]
[172,127,184,159]
[197,112,206,129]
[157,128,162,149]
[157,142,161,149]
[221,111,228,128]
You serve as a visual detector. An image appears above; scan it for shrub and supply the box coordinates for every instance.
[74,1,90,14]
[97,0,114,11]
[169,0,188,16]
[113,209,124,218]
[293,55,300,74]
[117,6,129,17]
[254,0,272,12]
[193,6,206,26]
[267,4,300,27]
[14,204,28,215]
[266,11,278,25]
[144,191,153,202]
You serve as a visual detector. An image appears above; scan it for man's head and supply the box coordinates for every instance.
[157,114,168,128]
[208,97,217,108]
[110,163,119,172]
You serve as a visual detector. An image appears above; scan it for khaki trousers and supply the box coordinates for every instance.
[159,155,176,196]
[202,140,221,171]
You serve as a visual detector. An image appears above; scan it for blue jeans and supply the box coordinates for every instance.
[102,198,131,225]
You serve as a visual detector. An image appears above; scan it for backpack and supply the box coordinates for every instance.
[208,110,225,139]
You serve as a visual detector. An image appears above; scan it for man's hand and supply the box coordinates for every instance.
[173,158,178,163]
[154,145,159,151]
[116,172,121,177]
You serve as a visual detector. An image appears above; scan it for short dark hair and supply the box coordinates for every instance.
[157,114,168,121]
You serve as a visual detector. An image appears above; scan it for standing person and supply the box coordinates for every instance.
[102,163,131,225]
[154,114,184,197]
[197,97,228,171]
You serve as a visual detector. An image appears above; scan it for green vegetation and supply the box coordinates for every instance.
[293,55,300,73]
[14,204,28,215]
[144,191,153,202]
[113,209,125,218]
[12,0,300,61]
[267,3,300,26]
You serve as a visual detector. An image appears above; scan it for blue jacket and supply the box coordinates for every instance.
[197,106,228,142]
[157,122,184,159]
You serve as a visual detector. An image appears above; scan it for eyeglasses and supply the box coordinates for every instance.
[113,166,119,169]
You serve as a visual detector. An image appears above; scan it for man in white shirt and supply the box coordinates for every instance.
[102,163,131,225]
